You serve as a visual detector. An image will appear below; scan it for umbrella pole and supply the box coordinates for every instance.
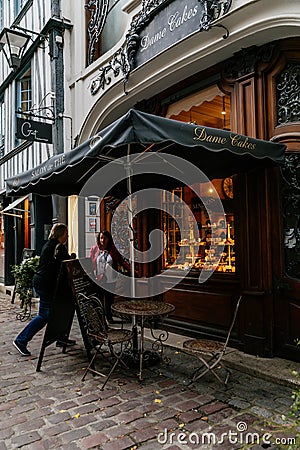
[126,145,136,298]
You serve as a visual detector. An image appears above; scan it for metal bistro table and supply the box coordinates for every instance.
[111,300,175,381]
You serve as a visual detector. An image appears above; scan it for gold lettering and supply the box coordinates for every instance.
[230,134,256,150]
[194,127,227,145]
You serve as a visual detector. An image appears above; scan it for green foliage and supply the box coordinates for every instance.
[11,256,40,310]
[291,373,300,419]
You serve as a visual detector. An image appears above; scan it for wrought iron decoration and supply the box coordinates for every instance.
[199,0,231,36]
[281,154,300,279]
[276,63,300,278]
[277,64,300,125]
[85,0,109,66]
[90,0,232,95]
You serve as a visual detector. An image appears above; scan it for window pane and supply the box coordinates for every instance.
[0,0,3,30]
[19,75,32,112]
[0,99,4,155]
[15,0,27,16]
[162,181,235,274]
[101,0,128,54]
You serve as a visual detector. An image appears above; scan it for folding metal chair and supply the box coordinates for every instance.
[78,293,133,390]
[183,295,242,386]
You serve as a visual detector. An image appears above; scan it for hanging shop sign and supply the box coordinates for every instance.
[16,117,53,144]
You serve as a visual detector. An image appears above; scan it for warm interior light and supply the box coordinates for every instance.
[221,96,226,115]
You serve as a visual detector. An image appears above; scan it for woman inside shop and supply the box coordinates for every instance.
[94,230,130,323]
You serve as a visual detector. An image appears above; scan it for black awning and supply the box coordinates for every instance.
[6,109,286,196]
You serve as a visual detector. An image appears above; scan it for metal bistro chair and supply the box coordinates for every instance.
[78,293,133,390]
[183,295,242,386]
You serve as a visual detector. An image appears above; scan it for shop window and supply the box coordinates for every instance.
[166,86,231,131]
[162,86,234,274]
[85,0,128,65]
[162,180,235,274]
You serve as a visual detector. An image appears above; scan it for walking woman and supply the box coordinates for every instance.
[13,223,72,356]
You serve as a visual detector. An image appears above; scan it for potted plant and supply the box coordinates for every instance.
[11,256,40,314]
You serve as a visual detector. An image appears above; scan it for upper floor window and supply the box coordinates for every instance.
[17,67,32,113]
[15,67,31,145]
[0,98,4,157]
[15,0,28,17]
[85,0,128,66]
[0,0,3,31]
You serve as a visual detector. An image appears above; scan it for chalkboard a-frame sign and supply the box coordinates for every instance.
[36,258,99,372]
[64,258,101,364]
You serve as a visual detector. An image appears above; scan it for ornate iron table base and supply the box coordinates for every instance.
[111,300,175,381]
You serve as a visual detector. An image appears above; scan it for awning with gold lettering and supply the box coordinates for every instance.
[6,109,285,196]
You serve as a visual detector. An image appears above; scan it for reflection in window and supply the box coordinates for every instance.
[101,0,128,54]
[85,0,128,64]
[162,181,235,274]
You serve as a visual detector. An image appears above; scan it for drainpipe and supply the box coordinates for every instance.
[50,0,67,224]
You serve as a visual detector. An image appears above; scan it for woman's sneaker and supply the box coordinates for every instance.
[13,340,31,356]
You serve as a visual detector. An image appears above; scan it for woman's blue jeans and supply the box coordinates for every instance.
[15,287,52,347]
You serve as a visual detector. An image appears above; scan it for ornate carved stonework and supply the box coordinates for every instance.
[222,43,275,80]
[277,64,300,125]
[281,153,300,279]
[85,0,109,66]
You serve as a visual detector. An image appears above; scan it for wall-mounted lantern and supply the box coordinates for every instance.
[0,27,31,70]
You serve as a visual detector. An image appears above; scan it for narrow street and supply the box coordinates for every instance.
[1,292,299,450]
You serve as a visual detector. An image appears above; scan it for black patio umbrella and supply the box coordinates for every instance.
[6,109,286,197]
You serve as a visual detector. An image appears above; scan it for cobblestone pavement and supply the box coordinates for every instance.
[1,293,299,450]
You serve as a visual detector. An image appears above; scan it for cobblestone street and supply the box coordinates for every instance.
[1,292,299,450]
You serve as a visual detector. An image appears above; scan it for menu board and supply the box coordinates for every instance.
[64,259,101,368]
[65,258,99,300]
